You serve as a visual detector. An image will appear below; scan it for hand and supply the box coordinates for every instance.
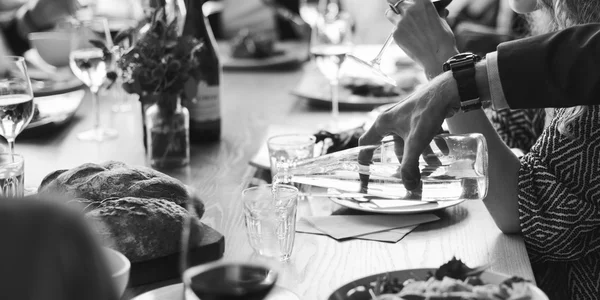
[29,0,79,30]
[358,72,460,190]
[386,0,459,78]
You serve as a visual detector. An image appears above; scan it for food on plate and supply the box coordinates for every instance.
[348,258,535,300]
[230,30,283,59]
[341,77,400,98]
[38,161,205,262]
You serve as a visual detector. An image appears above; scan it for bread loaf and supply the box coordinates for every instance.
[38,161,205,263]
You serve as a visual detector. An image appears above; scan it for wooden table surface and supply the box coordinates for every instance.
[18,63,535,300]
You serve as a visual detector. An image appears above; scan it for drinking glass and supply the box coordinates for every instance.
[267,134,316,177]
[181,193,279,300]
[299,0,319,27]
[310,0,353,130]
[0,56,35,155]
[67,17,119,141]
[242,184,299,261]
[0,153,24,197]
[346,0,452,86]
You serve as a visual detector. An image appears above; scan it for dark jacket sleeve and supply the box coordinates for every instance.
[497,24,600,109]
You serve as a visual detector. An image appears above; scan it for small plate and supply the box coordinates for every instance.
[328,269,549,300]
[131,283,300,300]
[219,41,309,70]
[330,197,464,215]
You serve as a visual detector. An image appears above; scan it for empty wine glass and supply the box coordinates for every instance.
[67,17,119,142]
[310,0,353,131]
[345,0,452,86]
[0,56,35,155]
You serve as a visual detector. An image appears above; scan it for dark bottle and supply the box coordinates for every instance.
[182,0,221,143]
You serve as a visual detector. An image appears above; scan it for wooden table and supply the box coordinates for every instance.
[18,64,535,300]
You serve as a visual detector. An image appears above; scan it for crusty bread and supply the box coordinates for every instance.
[38,161,206,263]
[38,161,190,207]
[87,197,187,262]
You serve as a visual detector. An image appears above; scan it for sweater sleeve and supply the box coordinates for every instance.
[497,24,600,109]
[517,106,600,262]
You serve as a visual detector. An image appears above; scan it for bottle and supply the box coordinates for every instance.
[182,0,221,142]
[275,134,489,202]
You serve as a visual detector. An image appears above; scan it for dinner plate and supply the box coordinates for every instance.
[131,283,300,300]
[330,197,464,215]
[328,268,549,300]
[218,41,309,70]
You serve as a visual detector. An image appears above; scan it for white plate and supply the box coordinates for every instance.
[132,283,299,300]
[328,269,548,300]
[330,197,464,215]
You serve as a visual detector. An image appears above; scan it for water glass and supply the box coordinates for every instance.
[267,134,316,177]
[0,153,24,197]
[242,185,299,261]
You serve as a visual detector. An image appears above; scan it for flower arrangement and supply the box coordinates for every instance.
[117,7,204,97]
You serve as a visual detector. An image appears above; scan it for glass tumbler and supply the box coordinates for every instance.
[0,153,24,197]
[242,184,299,261]
[267,134,316,177]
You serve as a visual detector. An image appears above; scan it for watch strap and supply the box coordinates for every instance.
[451,66,481,111]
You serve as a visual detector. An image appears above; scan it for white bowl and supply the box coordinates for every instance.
[103,247,131,297]
[28,31,72,67]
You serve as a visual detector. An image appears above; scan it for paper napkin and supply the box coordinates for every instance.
[303,214,439,240]
[296,218,417,243]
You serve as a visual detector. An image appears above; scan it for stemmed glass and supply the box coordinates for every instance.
[181,193,279,300]
[310,0,353,131]
[67,17,119,141]
[0,56,35,155]
[345,0,452,86]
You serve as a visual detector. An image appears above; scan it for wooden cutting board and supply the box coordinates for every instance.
[129,222,225,287]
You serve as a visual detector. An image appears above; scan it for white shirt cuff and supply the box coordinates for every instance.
[486,51,510,110]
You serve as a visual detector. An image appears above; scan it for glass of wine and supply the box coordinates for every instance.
[0,56,35,155]
[181,193,279,300]
[310,0,353,131]
[67,17,119,142]
[346,0,452,86]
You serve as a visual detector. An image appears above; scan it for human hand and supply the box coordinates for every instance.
[358,72,460,190]
[386,0,459,78]
[29,0,80,30]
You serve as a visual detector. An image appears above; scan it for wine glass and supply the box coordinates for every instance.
[299,0,319,27]
[310,0,353,131]
[0,56,35,155]
[67,17,119,142]
[346,0,452,86]
[181,193,279,300]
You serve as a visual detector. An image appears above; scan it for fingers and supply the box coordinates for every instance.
[400,135,422,190]
[358,119,387,165]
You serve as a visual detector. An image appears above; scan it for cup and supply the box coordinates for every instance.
[242,184,299,261]
[0,154,24,197]
[267,134,316,177]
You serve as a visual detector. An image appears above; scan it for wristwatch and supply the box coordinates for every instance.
[443,53,483,112]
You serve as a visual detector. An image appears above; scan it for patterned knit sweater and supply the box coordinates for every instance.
[489,106,600,299]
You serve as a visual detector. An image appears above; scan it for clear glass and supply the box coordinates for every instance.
[242,184,299,261]
[67,17,118,142]
[0,153,24,197]
[145,97,190,169]
[299,0,320,27]
[181,191,280,300]
[346,0,449,86]
[275,134,489,202]
[310,0,353,131]
[267,134,316,177]
[0,56,34,155]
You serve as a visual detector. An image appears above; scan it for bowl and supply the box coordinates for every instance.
[103,247,131,297]
[28,32,72,67]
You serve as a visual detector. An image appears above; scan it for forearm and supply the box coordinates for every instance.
[441,65,522,233]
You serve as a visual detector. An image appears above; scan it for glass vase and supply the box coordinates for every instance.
[145,94,190,169]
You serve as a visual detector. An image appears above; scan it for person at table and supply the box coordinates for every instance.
[0,197,118,300]
[360,0,600,298]
[0,0,78,55]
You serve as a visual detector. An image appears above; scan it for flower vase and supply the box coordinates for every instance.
[145,94,190,169]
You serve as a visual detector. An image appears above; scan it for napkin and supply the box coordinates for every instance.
[303,214,439,240]
[296,218,417,243]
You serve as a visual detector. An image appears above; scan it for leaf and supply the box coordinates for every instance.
[89,39,109,52]
[433,257,488,281]
[114,28,135,45]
